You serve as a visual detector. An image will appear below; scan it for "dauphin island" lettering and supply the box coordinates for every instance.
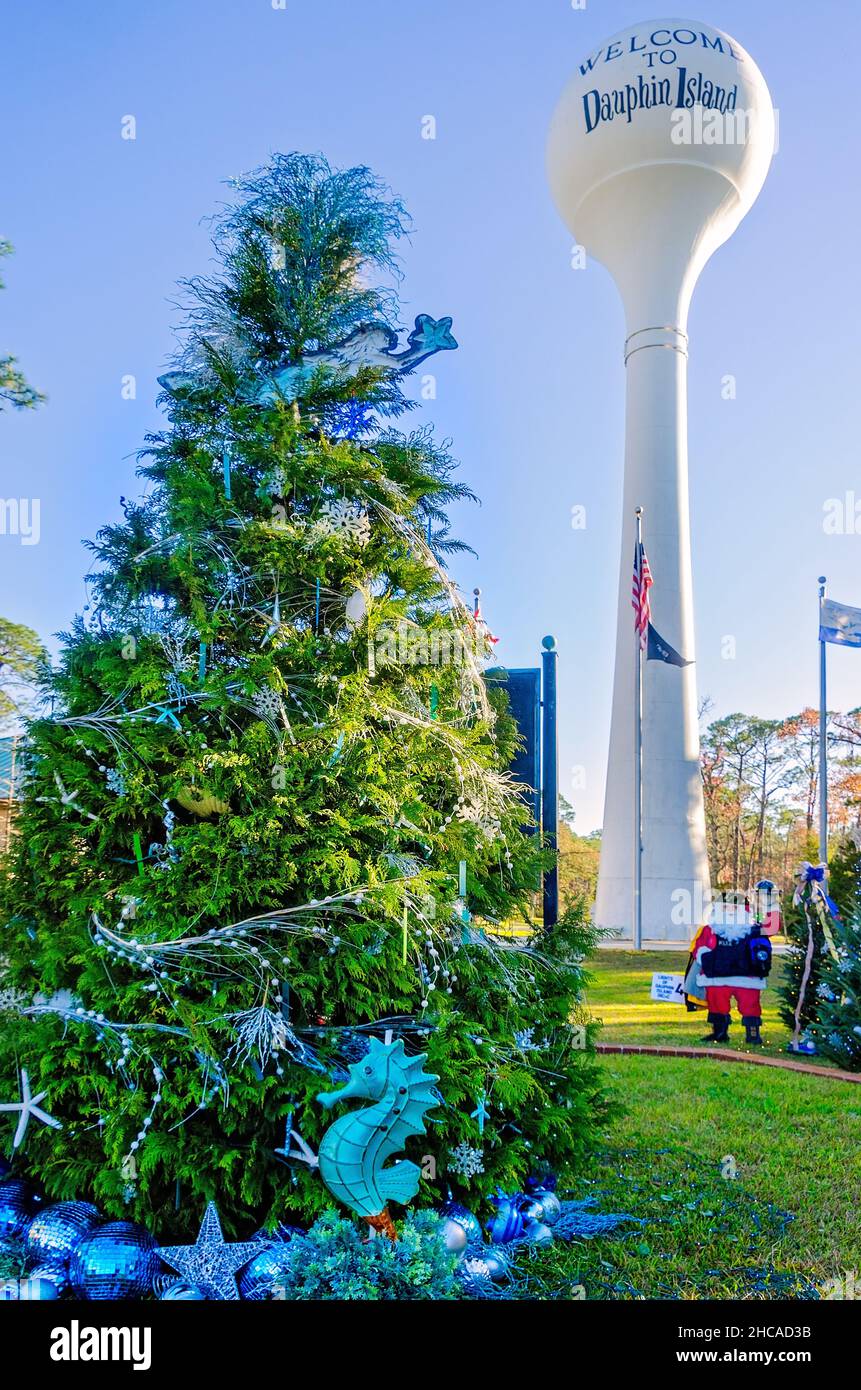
[583,68,738,134]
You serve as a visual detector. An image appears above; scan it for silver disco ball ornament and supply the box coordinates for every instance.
[0,1179,43,1244]
[69,1221,159,1300]
[26,1201,101,1267]
[239,1242,296,1300]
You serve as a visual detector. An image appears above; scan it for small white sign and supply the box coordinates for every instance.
[651,971,685,1003]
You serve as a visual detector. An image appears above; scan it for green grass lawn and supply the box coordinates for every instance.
[507,951,861,1299]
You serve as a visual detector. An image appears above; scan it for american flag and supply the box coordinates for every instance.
[632,540,653,651]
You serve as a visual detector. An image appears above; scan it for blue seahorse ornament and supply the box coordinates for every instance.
[316,1037,439,1236]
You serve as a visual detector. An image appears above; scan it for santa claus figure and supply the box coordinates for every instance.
[684,883,778,1045]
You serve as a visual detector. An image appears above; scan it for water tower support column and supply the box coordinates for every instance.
[595,325,709,942]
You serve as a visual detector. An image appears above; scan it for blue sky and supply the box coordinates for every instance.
[2,0,860,831]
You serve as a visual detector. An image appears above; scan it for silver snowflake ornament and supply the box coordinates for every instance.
[156,1202,268,1301]
[318,499,371,547]
[448,1141,485,1179]
[251,687,283,723]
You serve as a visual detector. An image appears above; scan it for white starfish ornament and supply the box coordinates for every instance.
[0,1068,63,1149]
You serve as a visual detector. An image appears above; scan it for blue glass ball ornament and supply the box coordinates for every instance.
[523,1190,563,1227]
[0,1179,43,1244]
[537,1191,562,1225]
[442,1218,468,1253]
[28,1264,70,1297]
[239,1242,297,1301]
[26,1201,101,1268]
[160,1280,208,1300]
[482,1248,512,1281]
[524,1219,554,1246]
[462,1248,511,1283]
[486,1193,525,1245]
[69,1221,159,1300]
[441,1202,482,1246]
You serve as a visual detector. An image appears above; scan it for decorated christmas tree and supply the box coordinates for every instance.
[808,839,861,1069]
[0,154,609,1244]
[777,871,827,1045]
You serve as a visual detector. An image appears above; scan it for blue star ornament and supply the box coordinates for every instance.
[156,1202,268,1301]
[409,314,458,358]
[471,1091,491,1135]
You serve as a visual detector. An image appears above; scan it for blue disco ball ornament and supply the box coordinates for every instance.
[239,1242,296,1301]
[70,1221,159,1300]
[160,1280,208,1300]
[0,1179,43,1244]
[441,1202,482,1246]
[27,1201,101,1268]
[252,1222,303,1244]
[28,1264,70,1297]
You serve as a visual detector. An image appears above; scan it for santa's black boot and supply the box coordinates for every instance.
[743,1016,763,1046]
[702,1013,730,1043]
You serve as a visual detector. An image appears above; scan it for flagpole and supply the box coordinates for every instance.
[634,508,644,951]
[818,575,828,866]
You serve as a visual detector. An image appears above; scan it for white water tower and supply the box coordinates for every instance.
[547,20,775,941]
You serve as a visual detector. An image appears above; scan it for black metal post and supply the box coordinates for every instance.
[541,635,559,927]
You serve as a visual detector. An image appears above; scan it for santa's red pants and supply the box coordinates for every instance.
[705,985,762,1018]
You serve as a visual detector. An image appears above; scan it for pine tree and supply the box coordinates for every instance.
[0,242,43,411]
[0,155,609,1235]
[810,839,861,1069]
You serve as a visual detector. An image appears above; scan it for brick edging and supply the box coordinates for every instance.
[596,1043,861,1083]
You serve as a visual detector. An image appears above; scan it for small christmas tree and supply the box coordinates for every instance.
[809,839,861,1069]
[777,891,827,1043]
[778,830,832,1045]
[0,155,609,1235]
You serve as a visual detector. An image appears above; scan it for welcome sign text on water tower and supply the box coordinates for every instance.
[580,25,750,133]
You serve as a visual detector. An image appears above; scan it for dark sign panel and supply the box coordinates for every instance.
[487,668,541,831]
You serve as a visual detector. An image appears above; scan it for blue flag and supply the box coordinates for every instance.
[820,598,861,648]
[647,623,692,667]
